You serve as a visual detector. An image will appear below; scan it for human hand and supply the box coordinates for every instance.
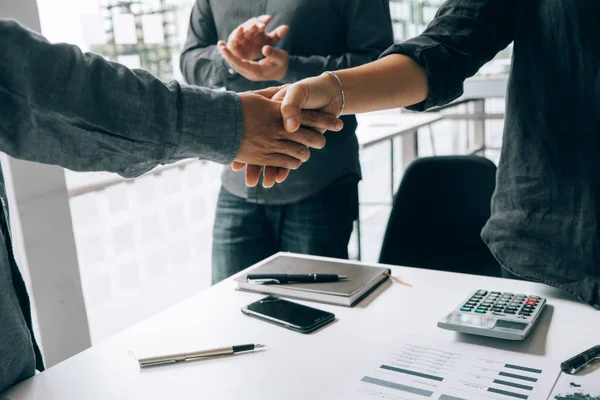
[236,74,344,188]
[219,41,289,82]
[235,86,343,174]
[227,15,289,61]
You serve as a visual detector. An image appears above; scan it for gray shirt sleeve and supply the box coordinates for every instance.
[380,0,515,111]
[0,19,243,178]
[281,0,394,83]
[180,0,233,89]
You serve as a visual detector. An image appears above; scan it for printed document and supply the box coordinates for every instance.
[327,336,560,400]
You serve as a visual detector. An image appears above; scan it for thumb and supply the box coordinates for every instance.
[262,45,287,61]
[281,82,308,132]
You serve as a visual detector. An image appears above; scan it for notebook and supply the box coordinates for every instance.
[234,253,391,307]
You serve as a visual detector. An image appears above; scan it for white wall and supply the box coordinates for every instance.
[0,0,91,367]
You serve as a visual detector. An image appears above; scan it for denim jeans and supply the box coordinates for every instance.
[211,175,359,284]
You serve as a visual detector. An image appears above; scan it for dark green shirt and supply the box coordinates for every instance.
[181,0,393,204]
[383,0,600,309]
[0,19,244,393]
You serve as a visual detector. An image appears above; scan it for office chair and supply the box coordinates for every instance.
[378,155,502,277]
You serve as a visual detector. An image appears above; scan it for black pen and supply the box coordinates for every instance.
[247,273,348,284]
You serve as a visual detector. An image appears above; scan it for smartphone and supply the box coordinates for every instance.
[241,296,335,334]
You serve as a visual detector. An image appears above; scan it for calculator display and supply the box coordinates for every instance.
[495,320,528,331]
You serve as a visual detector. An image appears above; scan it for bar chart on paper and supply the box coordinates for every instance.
[327,336,560,400]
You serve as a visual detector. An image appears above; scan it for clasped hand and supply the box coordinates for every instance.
[235,73,345,188]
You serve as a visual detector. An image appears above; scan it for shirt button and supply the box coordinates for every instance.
[228,68,235,75]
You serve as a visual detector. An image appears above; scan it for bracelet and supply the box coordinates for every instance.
[325,71,345,117]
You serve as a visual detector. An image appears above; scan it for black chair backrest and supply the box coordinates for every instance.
[378,155,501,277]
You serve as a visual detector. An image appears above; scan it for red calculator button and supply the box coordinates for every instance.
[525,299,538,305]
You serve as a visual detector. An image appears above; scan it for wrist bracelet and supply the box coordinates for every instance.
[325,71,345,117]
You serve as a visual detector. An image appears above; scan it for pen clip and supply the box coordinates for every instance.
[247,278,280,285]
[139,359,177,369]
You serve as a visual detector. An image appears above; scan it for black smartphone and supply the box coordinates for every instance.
[241,296,335,334]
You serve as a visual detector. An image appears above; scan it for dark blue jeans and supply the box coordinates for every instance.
[211,175,359,284]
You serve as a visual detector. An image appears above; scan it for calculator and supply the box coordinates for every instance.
[437,289,546,340]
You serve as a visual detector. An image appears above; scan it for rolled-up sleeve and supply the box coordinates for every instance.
[0,19,242,178]
[380,0,515,111]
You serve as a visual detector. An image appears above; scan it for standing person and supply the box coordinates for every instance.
[181,0,394,284]
[264,0,600,309]
[0,19,339,393]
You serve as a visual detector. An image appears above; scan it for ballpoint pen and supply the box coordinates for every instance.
[561,345,600,375]
[246,273,348,284]
[138,344,266,368]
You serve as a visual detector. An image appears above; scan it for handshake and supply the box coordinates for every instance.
[217,15,344,188]
[235,77,343,188]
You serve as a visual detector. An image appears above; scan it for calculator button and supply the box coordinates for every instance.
[525,299,538,305]
[481,302,492,307]
[475,309,487,314]
[529,296,541,300]
[505,306,518,312]
[504,309,516,314]
[491,291,501,295]
[475,290,488,296]
[519,312,531,317]
[460,307,472,312]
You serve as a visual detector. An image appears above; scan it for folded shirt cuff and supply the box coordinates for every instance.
[380,37,464,111]
[174,86,243,164]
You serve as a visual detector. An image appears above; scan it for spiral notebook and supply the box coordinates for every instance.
[234,253,390,307]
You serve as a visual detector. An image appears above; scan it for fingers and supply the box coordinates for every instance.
[231,161,246,171]
[218,42,262,76]
[256,15,272,26]
[253,85,287,99]
[262,45,287,63]
[237,165,286,188]
[274,140,311,162]
[261,153,302,170]
[300,110,343,133]
[286,127,327,150]
[262,167,291,188]
[276,168,291,183]
[272,86,289,102]
[263,167,277,188]
[227,26,244,52]
[266,24,289,43]
[245,165,262,187]
[281,82,309,132]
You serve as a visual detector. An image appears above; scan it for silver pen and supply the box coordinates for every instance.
[138,343,266,368]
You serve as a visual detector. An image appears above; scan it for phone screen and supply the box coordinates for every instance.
[244,296,334,330]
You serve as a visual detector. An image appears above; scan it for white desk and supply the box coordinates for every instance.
[3,254,599,400]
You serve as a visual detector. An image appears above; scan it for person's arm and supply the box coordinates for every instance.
[281,0,394,84]
[283,0,516,119]
[254,0,516,187]
[0,20,340,177]
[180,0,232,89]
